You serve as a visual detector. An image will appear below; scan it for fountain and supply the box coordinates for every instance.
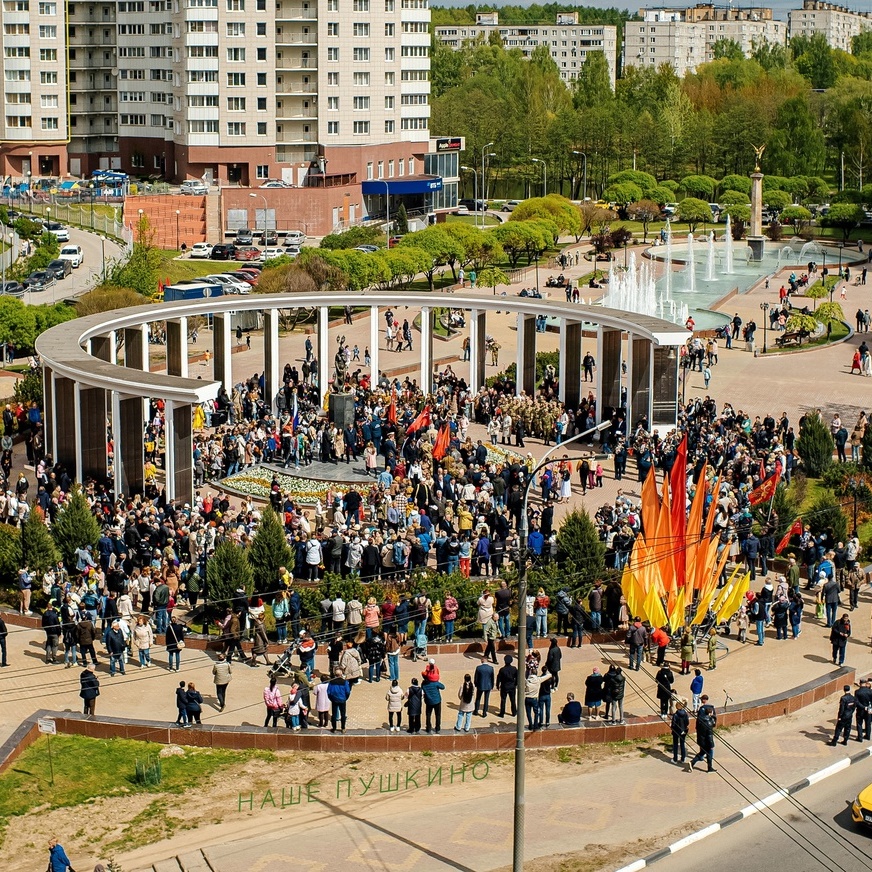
[723,214,734,274]
[705,231,716,282]
[603,250,685,326]
[685,233,696,293]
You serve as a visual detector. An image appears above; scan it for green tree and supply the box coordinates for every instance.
[712,37,744,61]
[807,490,848,543]
[780,205,813,232]
[602,182,643,210]
[861,423,872,474]
[572,50,613,109]
[719,189,751,206]
[207,540,254,609]
[626,199,660,241]
[555,509,606,591]
[108,214,163,298]
[677,197,712,231]
[22,507,60,576]
[51,487,101,570]
[680,175,718,200]
[319,225,383,251]
[247,506,292,595]
[476,266,510,295]
[0,524,21,585]
[822,203,864,241]
[395,202,409,235]
[794,33,837,89]
[719,174,752,196]
[764,190,792,211]
[796,412,834,477]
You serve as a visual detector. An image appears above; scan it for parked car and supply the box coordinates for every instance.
[235,228,254,245]
[708,203,722,222]
[260,246,285,261]
[502,200,521,212]
[44,222,70,242]
[180,179,208,195]
[189,242,213,259]
[46,259,72,280]
[354,245,380,253]
[284,230,306,246]
[205,274,252,294]
[0,281,23,295]
[260,180,290,188]
[284,245,301,257]
[454,205,470,215]
[229,270,259,286]
[25,270,55,290]
[59,244,83,267]
[210,244,237,260]
[260,230,279,246]
[662,202,679,218]
[459,198,488,212]
[235,246,261,262]
[388,235,404,248]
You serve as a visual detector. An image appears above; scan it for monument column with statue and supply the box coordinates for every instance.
[747,144,766,262]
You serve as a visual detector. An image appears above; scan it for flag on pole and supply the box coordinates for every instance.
[387,389,397,425]
[714,572,751,624]
[432,423,451,461]
[748,466,782,506]
[776,517,803,554]
[405,405,431,435]
[291,394,300,433]
[670,434,688,588]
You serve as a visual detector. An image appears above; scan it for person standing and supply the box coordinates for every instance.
[79,663,100,716]
[165,615,186,672]
[175,680,189,726]
[0,613,7,667]
[655,663,675,717]
[686,694,717,772]
[707,632,717,670]
[212,653,232,711]
[406,677,423,734]
[605,664,626,724]
[47,838,74,872]
[671,699,690,764]
[690,669,704,713]
[105,621,127,676]
[473,656,495,717]
[223,608,245,663]
[76,614,98,667]
[524,669,541,730]
[856,678,872,742]
[42,602,61,664]
[496,654,518,718]
[584,667,604,719]
[327,668,352,732]
[455,674,475,732]
[423,674,445,733]
[545,636,562,688]
[830,684,857,746]
[133,614,154,669]
[830,614,851,666]
[385,679,406,732]
[263,676,283,728]
[186,682,203,725]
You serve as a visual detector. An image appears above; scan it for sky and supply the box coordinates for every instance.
[431,0,872,22]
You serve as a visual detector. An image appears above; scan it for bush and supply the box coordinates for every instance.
[13,370,42,407]
[765,222,783,242]
[796,413,834,477]
[22,508,60,576]
[247,507,292,595]
[51,488,101,570]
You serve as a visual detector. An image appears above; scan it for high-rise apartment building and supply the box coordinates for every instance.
[433,12,619,86]
[623,4,785,77]
[788,1,872,52]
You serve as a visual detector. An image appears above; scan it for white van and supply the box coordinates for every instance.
[59,244,83,267]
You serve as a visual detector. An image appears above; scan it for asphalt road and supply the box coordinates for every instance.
[659,757,872,872]
[24,224,125,305]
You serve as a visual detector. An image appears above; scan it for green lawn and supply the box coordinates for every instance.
[155,250,223,285]
[446,213,501,227]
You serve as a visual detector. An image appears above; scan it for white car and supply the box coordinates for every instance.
[284,230,306,245]
[59,244,83,268]
[260,180,290,188]
[260,246,285,261]
[205,274,252,294]
[502,200,521,212]
[190,242,213,259]
[180,180,208,195]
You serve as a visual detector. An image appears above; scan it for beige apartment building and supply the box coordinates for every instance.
[434,12,619,85]
[788,0,872,52]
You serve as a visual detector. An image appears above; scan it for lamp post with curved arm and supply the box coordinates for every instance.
[532,157,547,198]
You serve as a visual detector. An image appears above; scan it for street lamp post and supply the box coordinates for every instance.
[481,141,494,229]
[532,158,547,198]
[760,301,769,354]
[513,419,611,872]
[572,150,587,202]
[249,192,269,239]
[88,182,95,229]
[461,165,478,219]
[380,179,391,235]
[175,209,181,250]
[838,241,844,280]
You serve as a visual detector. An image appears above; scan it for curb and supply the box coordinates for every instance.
[614,743,872,872]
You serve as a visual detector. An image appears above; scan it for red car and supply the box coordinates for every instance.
[229,270,259,286]
[235,246,261,262]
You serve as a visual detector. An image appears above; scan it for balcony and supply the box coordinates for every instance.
[276,3,317,19]
[275,52,317,70]
[275,27,317,45]
[277,78,317,94]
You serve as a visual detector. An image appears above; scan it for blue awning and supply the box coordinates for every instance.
[362,175,442,195]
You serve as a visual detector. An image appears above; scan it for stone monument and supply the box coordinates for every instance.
[747,144,766,262]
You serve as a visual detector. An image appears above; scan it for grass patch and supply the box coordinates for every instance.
[0,735,273,821]
[154,250,221,285]
[446,214,501,227]
[764,318,849,352]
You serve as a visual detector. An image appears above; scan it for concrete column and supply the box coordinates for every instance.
[420,306,433,395]
[124,325,149,371]
[317,306,329,395]
[652,344,680,429]
[79,385,108,482]
[369,305,380,381]
[91,331,115,364]
[166,317,189,378]
[515,313,536,397]
[54,376,76,476]
[627,335,653,431]
[558,320,582,408]
[750,171,763,238]
[116,394,144,498]
[596,326,622,423]
[212,313,233,391]
[42,364,54,458]
[164,401,193,504]
[469,309,486,394]
[263,308,280,414]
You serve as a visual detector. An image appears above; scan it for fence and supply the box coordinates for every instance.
[16,198,131,249]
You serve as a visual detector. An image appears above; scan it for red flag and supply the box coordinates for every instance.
[432,423,451,461]
[387,389,397,425]
[758,458,765,483]
[405,405,431,435]
[748,466,782,506]
[669,435,688,588]
[776,517,803,554]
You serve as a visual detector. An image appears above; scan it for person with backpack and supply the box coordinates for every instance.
[686,694,717,772]
[829,684,857,745]
[671,698,690,764]
[455,674,475,732]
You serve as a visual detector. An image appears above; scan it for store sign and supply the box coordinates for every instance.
[435,138,462,152]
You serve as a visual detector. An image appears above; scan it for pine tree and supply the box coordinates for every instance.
[207,540,253,612]
[556,509,606,590]
[247,506,292,595]
[21,507,60,575]
[861,424,872,474]
[51,487,101,570]
[395,202,409,235]
[796,413,834,477]
[0,523,22,585]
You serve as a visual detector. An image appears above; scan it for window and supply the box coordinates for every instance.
[402,21,428,32]
[354,120,369,134]
[327,96,339,109]
[377,161,383,178]
[39,71,57,83]
[226,22,245,36]
[409,157,415,174]
[353,47,369,61]
[327,120,339,134]
[401,94,428,104]
[256,0,265,8]
[257,96,266,110]
[401,69,429,80]
[257,47,267,60]
[119,23,145,32]
[4,23,29,33]
[226,0,243,6]
[149,113,166,126]
[120,114,146,124]
[257,72,267,85]
[388,160,394,177]
[401,117,428,129]
[186,0,216,5]
[38,0,56,8]
[227,48,245,61]
[257,122,267,134]
[39,49,57,61]
[352,0,368,8]
[187,95,218,106]
[5,71,30,81]
[227,96,246,110]
[385,47,395,60]
[385,23,394,36]
[5,93,29,104]
[227,72,246,85]
[385,72,395,85]
[385,0,393,8]
[401,46,429,56]
[188,46,219,57]
[150,22,170,33]
[353,72,370,85]
[38,24,57,37]
[328,72,339,84]
[327,22,338,35]
[4,48,30,58]
[188,119,219,132]
[188,70,219,82]
[6,116,32,128]
[384,94,394,109]
[327,47,339,60]
[119,46,146,56]
[131,154,144,167]
[227,121,246,135]
[120,91,146,101]
[353,96,369,109]
[399,158,404,176]
[353,22,369,36]
[327,0,337,8]
[256,22,266,35]
[366,162,373,179]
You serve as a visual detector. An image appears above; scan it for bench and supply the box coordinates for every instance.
[775,329,811,347]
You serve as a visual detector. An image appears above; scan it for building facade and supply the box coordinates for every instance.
[623,4,785,77]
[433,12,619,86]
[788,1,872,52]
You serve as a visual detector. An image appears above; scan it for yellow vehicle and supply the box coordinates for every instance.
[851,784,872,827]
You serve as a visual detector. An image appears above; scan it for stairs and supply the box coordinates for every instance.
[205,190,221,244]
[123,195,207,249]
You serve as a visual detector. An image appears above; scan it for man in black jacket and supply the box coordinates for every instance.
[830,684,856,746]
[42,602,61,664]
[496,655,518,717]
[473,657,495,717]
[687,695,717,771]
[856,678,872,742]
